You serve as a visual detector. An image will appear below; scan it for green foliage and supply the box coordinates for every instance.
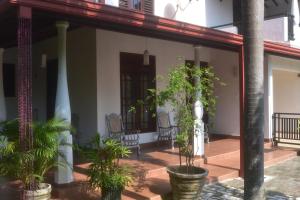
[82,135,132,192]
[144,63,221,172]
[0,118,73,189]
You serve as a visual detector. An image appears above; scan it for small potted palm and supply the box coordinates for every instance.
[0,118,73,200]
[146,63,220,199]
[83,135,132,200]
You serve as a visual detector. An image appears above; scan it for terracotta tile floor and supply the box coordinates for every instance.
[0,139,298,200]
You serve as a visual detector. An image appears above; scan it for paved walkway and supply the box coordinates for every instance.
[201,156,300,200]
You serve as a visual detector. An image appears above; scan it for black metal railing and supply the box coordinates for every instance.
[272,113,300,146]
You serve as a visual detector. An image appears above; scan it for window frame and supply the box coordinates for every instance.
[120,52,156,133]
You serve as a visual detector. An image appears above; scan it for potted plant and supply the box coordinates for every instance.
[83,134,132,200]
[0,118,73,200]
[145,63,221,199]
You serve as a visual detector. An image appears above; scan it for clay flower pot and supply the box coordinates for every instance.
[167,165,208,200]
[24,183,52,200]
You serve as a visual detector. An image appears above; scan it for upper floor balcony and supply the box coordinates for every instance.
[87,0,300,47]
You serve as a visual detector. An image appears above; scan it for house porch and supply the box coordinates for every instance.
[70,138,296,200]
[1,138,297,199]
[1,0,300,194]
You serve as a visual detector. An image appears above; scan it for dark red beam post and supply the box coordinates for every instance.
[17,6,33,155]
[239,45,245,178]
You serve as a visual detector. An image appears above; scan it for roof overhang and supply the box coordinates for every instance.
[2,0,300,60]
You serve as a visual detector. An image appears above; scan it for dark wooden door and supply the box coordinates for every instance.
[120,52,156,132]
[46,60,58,120]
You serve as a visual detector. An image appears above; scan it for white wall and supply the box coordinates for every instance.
[264,17,289,43]
[96,29,195,143]
[3,28,98,145]
[271,55,300,114]
[102,0,234,28]
[154,0,206,26]
[273,70,300,113]
[154,0,234,28]
[205,0,233,28]
[270,55,300,72]
[105,0,119,7]
[209,49,240,136]
[96,29,240,143]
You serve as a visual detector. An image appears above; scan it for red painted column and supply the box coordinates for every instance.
[239,45,245,178]
[17,6,33,153]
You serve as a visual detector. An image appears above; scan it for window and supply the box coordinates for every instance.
[120,52,156,132]
[3,64,15,97]
[119,0,154,14]
[132,0,142,10]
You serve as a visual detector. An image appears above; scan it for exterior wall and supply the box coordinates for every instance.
[266,55,300,138]
[101,0,233,27]
[105,0,118,7]
[205,0,233,28]
[3,27,98,145]
[96,29,240,143]
[273,70,300,113]
[154,0,206,26]
[264,17,289,43]
[209,49,240,137]
[271,54,300,114]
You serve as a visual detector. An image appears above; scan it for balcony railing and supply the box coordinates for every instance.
[272,113,300,146]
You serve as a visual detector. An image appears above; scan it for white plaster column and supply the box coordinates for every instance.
[54,21,73,184]
[193,46,205,156]
[0,48,6,122]
[268,58,274,139]
[263,54,274,140]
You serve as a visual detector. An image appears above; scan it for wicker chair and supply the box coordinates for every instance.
[105,113,141,156]
[157,111,178,149]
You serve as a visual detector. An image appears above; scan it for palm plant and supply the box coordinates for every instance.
[0,118,73,190]
[82,135,132,200]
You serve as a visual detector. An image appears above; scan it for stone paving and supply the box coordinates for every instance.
[200,156,300,200]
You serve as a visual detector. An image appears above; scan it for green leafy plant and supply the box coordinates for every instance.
[83,135,132,195]
[145,63,221,172]
[0,118,73,190]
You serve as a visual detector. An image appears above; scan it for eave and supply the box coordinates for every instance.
[9,0,243,49]
[3,0,300,60]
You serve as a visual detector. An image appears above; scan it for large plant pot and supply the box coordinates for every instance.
[167,165,208,200]
[24,183,51,200]
[101,188,122,200]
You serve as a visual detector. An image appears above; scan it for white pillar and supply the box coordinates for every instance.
[0,48,6,121]
[54,21,73,184]
[193,46,205,156]
[267,55,273,139]
[264,54,274,140]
